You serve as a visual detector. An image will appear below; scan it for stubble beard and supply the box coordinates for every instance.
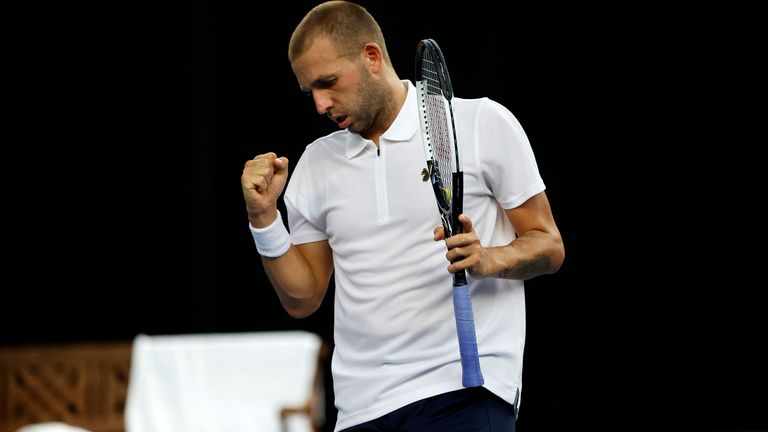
[348,69,393,138]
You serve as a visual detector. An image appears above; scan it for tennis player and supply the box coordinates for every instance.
[241,2,564,431]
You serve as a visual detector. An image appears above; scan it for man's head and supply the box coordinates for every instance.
[288,1,390,66]
[288,1,402,140]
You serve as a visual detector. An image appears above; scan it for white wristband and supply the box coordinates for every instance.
[249,210,291,258]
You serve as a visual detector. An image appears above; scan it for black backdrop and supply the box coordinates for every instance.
[5,1,765,430]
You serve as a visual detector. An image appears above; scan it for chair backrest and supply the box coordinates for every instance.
[0,342,131,432]
[123,331,325,432]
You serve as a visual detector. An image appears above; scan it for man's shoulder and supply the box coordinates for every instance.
[453,97,515,127]
[454,96,506,114]
[302,129,349,157]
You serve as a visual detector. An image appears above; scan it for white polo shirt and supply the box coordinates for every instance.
[284,80,545,431]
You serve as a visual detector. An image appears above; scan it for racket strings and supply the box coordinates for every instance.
[420,53,453,210]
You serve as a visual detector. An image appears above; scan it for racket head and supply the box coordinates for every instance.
[416,39,454,99]
[416,39,458,236]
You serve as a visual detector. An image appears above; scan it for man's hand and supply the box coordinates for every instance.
[434,214,500,279]
[241,152,289,227]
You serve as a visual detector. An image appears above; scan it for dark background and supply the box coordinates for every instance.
[6,1,764,431]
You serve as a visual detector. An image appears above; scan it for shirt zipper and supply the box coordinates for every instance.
[374,143,390,223]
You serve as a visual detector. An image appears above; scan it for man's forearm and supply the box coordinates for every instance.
[487,230,564,280]
[261,242,332,318]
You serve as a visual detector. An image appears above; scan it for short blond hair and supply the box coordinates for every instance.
[288,1,391,64]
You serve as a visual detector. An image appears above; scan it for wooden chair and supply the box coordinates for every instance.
[0,342,131,432]
[1,334,328,432]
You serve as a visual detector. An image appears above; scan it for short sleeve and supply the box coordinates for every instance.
[283,148,329,245]
[475,99,545,209]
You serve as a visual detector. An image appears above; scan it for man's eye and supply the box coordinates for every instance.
[318,79,336,89]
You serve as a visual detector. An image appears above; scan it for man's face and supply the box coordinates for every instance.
[291,36,388,137]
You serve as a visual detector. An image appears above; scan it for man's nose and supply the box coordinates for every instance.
[312,89,333,115]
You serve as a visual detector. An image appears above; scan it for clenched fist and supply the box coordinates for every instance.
[241,152,289,228]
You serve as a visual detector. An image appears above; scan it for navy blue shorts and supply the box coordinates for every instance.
[340,387,516,432]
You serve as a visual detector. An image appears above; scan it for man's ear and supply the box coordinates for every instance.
[363,42,383,73]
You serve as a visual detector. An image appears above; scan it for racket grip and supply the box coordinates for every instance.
[453,282,484,387]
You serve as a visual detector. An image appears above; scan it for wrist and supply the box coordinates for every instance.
[484,246,514,279]
[248,208,278,229]
[249,210,291,258]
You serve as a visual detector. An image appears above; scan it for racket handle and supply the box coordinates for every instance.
[453,282,484,387]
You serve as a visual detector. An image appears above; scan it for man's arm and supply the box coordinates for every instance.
[242,153,333,318]
[436,191,564,280]
[262,240,333,318]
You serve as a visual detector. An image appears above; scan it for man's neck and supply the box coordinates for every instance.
[370,79,407,146]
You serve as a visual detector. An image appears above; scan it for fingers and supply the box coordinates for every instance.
[244,152,275,166]
[252,175,268,192]
[434,214,474,241]
[443,214,476,246]
[447,254,480,274]
[243,153,287,193]
[255,152,276,161]
[274,156,289,172]
[445,242,479,264]
[445,243,483,275]
[433,226,445,241]
[441,214,481,272]
[458,213,474,235]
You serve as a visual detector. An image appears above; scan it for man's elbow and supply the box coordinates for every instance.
[548,236,565,273]
[285,306,317,319]
[282,297,322,319]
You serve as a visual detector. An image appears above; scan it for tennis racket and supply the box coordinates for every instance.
[416,38,484,388]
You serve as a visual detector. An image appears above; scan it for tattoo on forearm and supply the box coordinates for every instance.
[498,254,551,280]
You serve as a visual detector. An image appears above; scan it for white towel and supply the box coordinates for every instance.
[15,423,91,432]
[124,331,322,432]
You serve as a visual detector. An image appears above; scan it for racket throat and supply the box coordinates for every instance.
[454,269,468,286]
[440,214,453,237]
[451,171,464,235]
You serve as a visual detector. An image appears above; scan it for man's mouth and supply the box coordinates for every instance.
[334,115,350,129]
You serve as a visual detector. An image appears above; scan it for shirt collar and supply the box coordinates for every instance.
[345,80,419,159]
